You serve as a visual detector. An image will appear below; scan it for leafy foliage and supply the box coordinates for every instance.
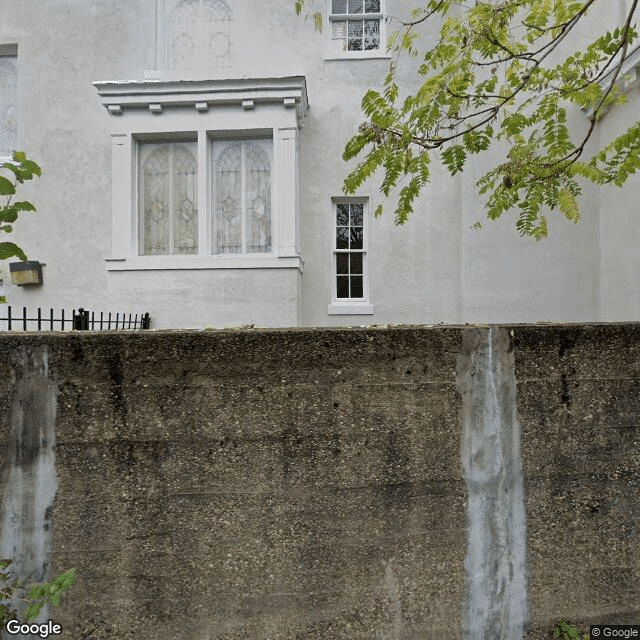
[294,0,640,238]
[0,559,75,625]
[0,151,41,301]
[553,619,590,640]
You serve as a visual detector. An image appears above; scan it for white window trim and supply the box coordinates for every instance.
[324,0,390,61]
[327,196,374,315]
[0,44,18,163]
[94,76,308,272]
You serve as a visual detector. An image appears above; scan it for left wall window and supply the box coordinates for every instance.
[0,48,17,158]
[139,141,198,255]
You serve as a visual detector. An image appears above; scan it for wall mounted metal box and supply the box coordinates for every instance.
[9,261,43,286]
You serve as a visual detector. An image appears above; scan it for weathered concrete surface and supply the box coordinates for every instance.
[457,328,527,640]
[0,325,637,640]
[513,325,640,638]
[0,345,58,636]
[0,327,466,639]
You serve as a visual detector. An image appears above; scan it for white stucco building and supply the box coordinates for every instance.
[0,0,639,328]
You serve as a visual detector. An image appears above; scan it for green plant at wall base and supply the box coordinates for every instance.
[0,560,75,625]
[554,619,590,640]
[0,150,41,302]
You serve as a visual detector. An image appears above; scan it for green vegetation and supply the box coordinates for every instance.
[0,150,41,302]
[296,0,640,238]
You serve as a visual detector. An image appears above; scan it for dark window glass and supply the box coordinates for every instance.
[350,226,363,249]
[365,0,380,11]
[336,253,349,274]
[336,204,349,225]
[336,227,349,249]
[348,0,363,12]
[350,276,363,298]
[337,276,349,298]
[350,203,363,226]
[350,252,363,274]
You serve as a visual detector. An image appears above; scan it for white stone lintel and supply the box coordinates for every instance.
[94,75,309,124]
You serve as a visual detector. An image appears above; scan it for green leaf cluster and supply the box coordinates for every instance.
[321,0,640,238]
[0,561,75,626]
[0,151,41,264]
[553,619,589,640]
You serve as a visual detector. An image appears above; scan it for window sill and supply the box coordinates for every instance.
[324,53,391,61]
[327,302,374,315]
[106,255,303,271]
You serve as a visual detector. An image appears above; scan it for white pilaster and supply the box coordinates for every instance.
[276,127,299,258]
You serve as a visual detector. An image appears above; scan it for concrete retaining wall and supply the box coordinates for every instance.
[0,325,637,639]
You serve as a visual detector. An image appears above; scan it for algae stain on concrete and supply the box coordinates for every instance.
[0,346,58,613]
[457,327,527,640]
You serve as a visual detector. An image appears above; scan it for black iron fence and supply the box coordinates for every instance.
[0,306,151,332]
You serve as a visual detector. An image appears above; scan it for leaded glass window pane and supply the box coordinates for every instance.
[213,139,272,255]
[140,142,198,256]
[364,0,380,12]
[245,143,271,253]
[215,144,242,253]
[0,56,17,157]
[169,0,231,70]
[348,0,363,13]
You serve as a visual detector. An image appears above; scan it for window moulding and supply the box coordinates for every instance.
[94,76,308,272]
[93,76,309,127]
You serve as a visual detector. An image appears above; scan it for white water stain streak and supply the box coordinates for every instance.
[457,327,528,640]
[0,346,58,635]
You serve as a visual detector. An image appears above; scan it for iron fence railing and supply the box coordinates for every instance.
[0,306,151,332]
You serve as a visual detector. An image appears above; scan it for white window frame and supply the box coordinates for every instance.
[0,44,18,162]
[325,0,389,60]
[95,77,308,273]
[328,196,374,315]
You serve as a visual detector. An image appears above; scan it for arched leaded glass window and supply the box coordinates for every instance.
[168,0,232,70]
[214,140,272,255]
[0,56,17,157]
[140,142,198,255]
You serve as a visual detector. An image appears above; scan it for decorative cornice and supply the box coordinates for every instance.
[93,75,309,124]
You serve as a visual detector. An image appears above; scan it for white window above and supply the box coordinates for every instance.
[327,0,387,59]
[0,47,17,159]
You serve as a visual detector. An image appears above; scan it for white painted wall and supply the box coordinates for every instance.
[0,0,638,328]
